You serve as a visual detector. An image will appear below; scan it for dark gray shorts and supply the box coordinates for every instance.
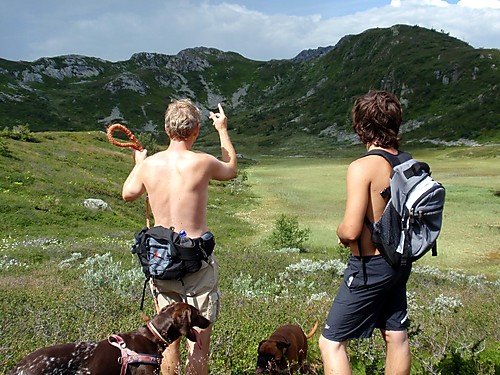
[322,255,411,342]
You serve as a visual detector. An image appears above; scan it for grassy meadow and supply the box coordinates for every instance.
[246,146,500,276]
[0,131,498,374]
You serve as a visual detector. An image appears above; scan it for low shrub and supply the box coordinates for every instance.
[269,214,311,251]
[1,233,499,374]
[1,124,37,142]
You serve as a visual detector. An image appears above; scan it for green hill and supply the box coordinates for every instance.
[0,131,145,238]
[0,128,257,239]
[0,24,499,155]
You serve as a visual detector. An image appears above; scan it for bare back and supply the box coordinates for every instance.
[139,148,216,237]
[122,102,236,240]
[356,154,393,256]
[337,149,395,256]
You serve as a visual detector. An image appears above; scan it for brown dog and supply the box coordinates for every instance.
[8,302,210,375]
[256,321,318,374]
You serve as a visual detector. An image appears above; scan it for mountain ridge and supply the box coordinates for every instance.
[0,24,498,152]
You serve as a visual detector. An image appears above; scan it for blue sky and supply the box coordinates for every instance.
[0,0,498,62]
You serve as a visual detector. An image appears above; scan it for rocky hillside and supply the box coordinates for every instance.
[0,25,498,149]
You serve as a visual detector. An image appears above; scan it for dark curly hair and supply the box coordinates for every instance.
[352,90,402,149]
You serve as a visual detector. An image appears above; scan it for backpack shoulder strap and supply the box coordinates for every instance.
[402,160,431,178]
[362,149,412,168]
[362,149,412,231]
[364,150,431,180]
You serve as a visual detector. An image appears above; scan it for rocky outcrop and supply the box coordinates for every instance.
[292,46,334,63]
[22,55,104,82]
[103,73,149,95]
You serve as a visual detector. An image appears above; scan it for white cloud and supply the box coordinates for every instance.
[321,0,500,51]
[1,0,499,62]
[458,0,500,8]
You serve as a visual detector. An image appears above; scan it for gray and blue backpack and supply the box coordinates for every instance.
[364,150,446,267]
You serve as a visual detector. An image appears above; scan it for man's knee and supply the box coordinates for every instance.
[381,329,409,346]
[166,337,181,353]
[319,334,344,354]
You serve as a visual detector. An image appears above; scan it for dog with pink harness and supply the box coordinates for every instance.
[8,302,210,375]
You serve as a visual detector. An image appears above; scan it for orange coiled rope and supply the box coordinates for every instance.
[106,123,144,151]
[106,123,150,228]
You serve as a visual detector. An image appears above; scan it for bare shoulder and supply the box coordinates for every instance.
[347,156,375,176]
[191,150,219,165]
[353,154,391,173]
[193,150,216,159]
[141,150,169,167]
[345,155,391,189]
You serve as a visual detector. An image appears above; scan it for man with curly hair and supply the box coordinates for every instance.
[319,90,412,375]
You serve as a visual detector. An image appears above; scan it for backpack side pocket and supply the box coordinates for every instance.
[132,227,151,278]
[372,203,403,267]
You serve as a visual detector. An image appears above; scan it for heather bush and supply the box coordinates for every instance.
[1,124,37,142]
[1,232,498,374]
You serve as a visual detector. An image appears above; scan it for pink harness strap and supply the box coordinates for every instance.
[108,334,162,375]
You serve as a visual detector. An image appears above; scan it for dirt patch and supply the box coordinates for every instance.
[487,250,500,261]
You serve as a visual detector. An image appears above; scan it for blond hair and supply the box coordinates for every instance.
[164,99,200,140]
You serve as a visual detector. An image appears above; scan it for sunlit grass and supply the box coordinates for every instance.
[246,149,500,276]
[1,233,498,374]
[246,157,349,251]
[0,132,498,374]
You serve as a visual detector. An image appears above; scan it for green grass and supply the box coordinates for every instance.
[246,150,500,276]
[0,133,498,374]
[245,157,348,251]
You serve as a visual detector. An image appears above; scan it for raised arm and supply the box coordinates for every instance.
[208,103,238,181]
[122,149,148,202]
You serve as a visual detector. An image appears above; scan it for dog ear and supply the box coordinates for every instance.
[257,340,266,350]
[175,304,192,336]
[159,304,195,340]
[276,341,290,354]
[150,304,176,341]
[191,312,210,329]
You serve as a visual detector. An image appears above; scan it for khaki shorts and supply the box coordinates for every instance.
[151,254,220,324]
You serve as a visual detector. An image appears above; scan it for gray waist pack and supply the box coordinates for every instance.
[132,226,215,280]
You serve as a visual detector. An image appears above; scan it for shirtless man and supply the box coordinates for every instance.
[122,99,237,375]
[319,91,412,375]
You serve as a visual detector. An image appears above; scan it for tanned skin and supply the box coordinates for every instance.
[122,102,237,375]
[319,91,411,375]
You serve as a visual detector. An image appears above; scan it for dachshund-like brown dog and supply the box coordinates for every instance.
[8,302,210,375]
[256,321,318,374]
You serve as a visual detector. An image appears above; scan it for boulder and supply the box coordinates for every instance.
[83,198,111,211]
